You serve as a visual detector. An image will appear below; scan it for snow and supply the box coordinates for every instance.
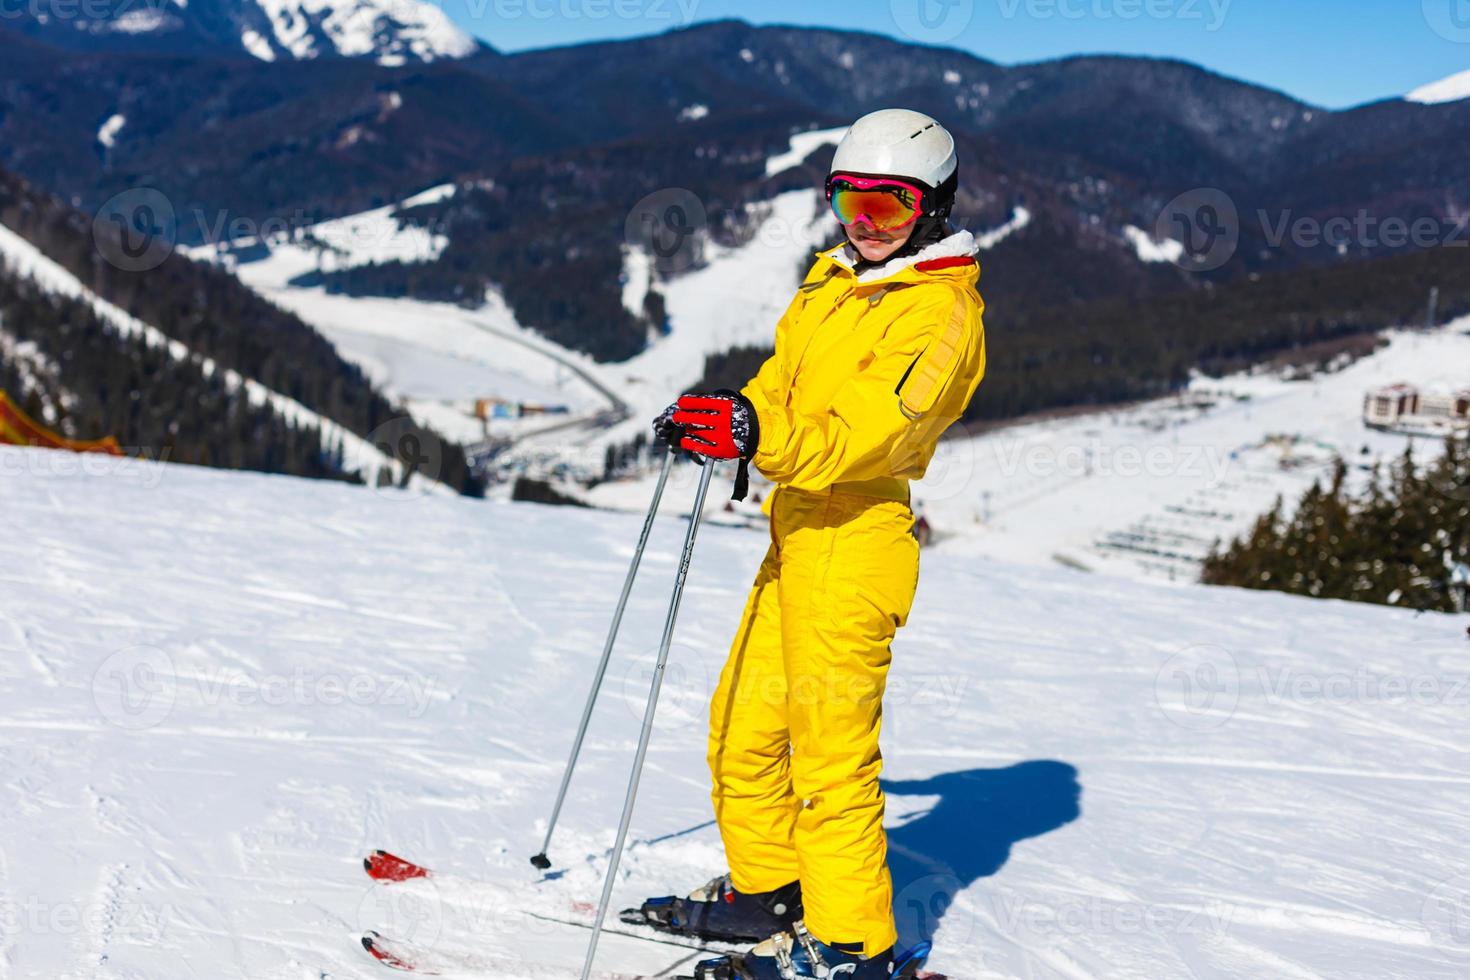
[196,188,833,460]
[677,103,709,122]
[620,245,652,319]
[400,182,456,209]
[95,113,126,149]
[912,321,1470,581]
[3,434,1469,978]
[100,7,174,33]
[766,126,848,177]
[975,206,1031,249]
[0,221,423,487]
[594,190,837,451]
[247,0,478,64]
[198,203,609,448]
[239,26,276,60]
[944,69,962,84]
[1124,224,1187,264]
[1406,68,1470,105]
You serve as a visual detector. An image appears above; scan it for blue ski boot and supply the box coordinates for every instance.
[685,922,935,979]
[621,874,802,943]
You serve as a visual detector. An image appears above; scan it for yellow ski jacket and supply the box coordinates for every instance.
[741,234,987,501]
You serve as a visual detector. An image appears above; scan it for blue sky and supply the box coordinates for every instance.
[442,0,1470,108]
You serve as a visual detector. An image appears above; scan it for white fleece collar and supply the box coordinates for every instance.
[827,230,979,284]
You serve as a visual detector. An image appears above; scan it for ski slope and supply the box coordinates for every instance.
[2,445,1468,978]
[915,322,1470,579]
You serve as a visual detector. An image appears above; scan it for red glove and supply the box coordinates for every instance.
[652,390,759,460]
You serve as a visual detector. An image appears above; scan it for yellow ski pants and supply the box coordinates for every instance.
[707,485,919,957]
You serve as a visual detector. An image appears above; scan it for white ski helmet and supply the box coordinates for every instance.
[829,108,958,198]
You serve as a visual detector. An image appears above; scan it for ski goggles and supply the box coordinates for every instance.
[826,174,927,232]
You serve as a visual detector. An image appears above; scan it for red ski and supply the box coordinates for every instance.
[365,849,432,882]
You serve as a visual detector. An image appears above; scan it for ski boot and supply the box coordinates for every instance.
[684,922,934,979]
[621,873,802,943]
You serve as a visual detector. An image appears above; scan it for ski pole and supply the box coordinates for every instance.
[531,447,676,871]
[580,459,716,980]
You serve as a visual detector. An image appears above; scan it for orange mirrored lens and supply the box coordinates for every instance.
[830,183,921,231]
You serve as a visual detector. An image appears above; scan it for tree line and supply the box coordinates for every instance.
[1203,439,1470,613]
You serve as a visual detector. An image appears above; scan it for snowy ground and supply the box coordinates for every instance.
[916,322,1470,580]
[3,445,1469,979]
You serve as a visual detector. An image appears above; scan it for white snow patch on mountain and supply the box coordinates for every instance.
[102,6,176,32]
[678,103,710,121]
[239,26,275,59]
[597,190,837,450]
[197,197,606,448]
[975,206,1031,249]
[1407,68,1470,105]
[96,113,126,149]
[399,182,455,209]
[1124,224,1186,263]
[2,436,1468,977]
[248,0,477,64]
[620,245,652,319]
[766,126,847,177]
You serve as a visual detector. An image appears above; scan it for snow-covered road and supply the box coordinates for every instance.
[2,446,1468,978]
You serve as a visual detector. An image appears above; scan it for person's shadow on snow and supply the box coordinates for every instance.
[883,760,1081,949]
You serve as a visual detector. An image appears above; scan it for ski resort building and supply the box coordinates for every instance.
[1363,382,1470,430]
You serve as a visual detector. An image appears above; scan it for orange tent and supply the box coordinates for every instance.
[0,390,123,455]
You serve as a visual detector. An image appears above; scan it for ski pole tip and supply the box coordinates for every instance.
[530,852,552,870]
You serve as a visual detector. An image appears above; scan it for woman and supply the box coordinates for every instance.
[643,108,987,979]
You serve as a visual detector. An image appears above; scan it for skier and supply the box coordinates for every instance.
[644,108,987,979]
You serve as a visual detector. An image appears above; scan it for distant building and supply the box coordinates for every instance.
[1364,382,1470,430]
[1363,383,1418,427]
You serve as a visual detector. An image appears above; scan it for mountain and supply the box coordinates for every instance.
[1,16,1467,434]
[0,164,483,492]
[1407,68,1470,105]
[7,0,484,64]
